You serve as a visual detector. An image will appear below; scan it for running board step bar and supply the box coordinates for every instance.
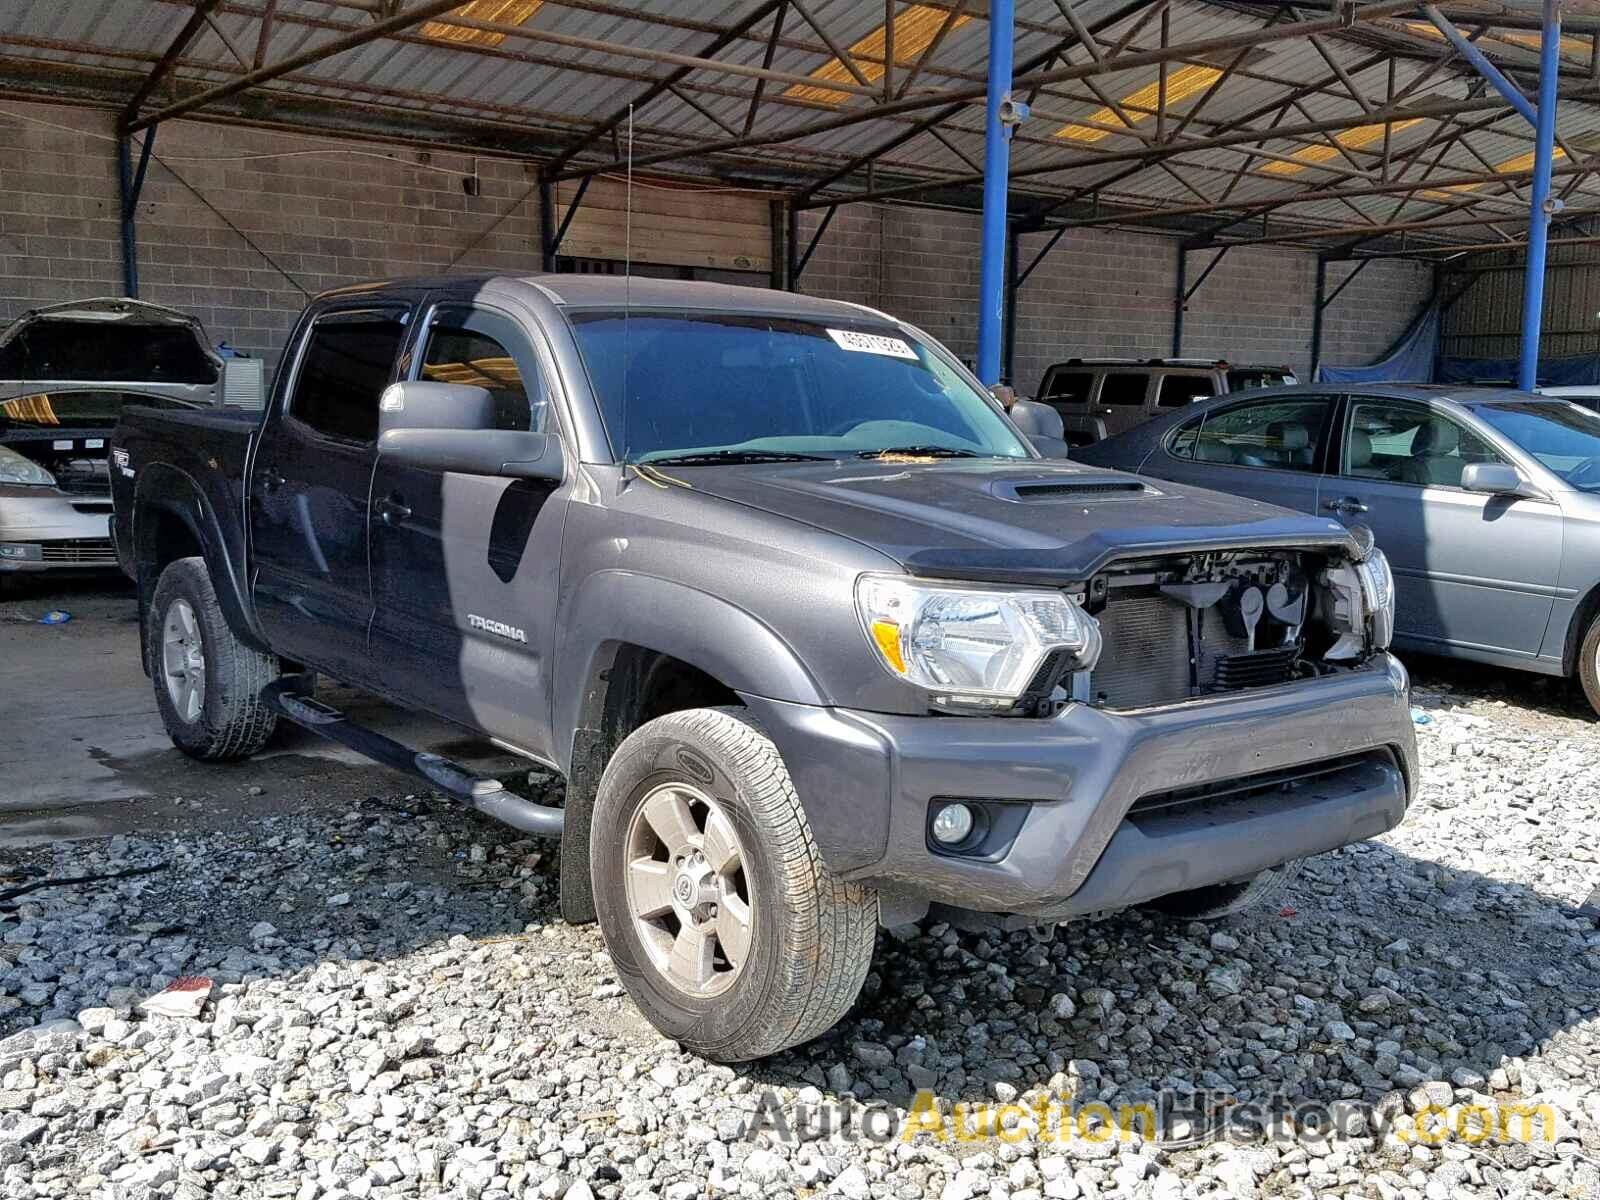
[261,678,563,839]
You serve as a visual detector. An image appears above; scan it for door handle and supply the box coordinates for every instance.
[375,495,411,526]
[260,467,285,493]
[1325,497,1369,515]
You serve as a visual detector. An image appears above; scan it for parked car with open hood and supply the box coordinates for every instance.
[1075,383,1600,713]
[113,276,1414,1061]
[0,298,260,584]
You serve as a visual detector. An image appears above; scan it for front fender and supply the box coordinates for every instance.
[553,569,826,770]
[132,464,267,659]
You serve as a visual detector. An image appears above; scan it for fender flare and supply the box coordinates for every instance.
[552,571,829,925]
[132,463,268,656]
[553,570,827,770]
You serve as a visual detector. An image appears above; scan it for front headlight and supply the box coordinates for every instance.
[1356,548,1394,651]
[855,575,1101,709]
[0,445,54,487]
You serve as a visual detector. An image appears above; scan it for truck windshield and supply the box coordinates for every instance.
[567,310,1031,463]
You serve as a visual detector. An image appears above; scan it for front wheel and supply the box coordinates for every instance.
[591,707,877,1062]
[1577,615,1600,717]
[147,556,279,761]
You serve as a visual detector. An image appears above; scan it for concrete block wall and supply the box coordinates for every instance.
[801,205,1433,389]
[0,101,542,379]
[4,98,1431,391]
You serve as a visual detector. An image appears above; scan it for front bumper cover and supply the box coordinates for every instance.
[743,654,1415,916]
[0,487,117,572]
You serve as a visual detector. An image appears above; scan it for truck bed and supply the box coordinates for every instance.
[110,405,261,583]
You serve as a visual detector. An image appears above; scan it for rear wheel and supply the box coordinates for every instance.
[1577,615,1600,717]
[591,707,877,1062]
[1143,859,1303,921]
[147,556,279,760]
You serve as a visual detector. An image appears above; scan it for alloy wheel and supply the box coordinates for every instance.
[623,781,753,998]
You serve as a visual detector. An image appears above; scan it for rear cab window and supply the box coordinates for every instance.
[288,308,409,443]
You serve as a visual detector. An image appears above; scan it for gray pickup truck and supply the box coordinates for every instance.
[111,275,1415,1061]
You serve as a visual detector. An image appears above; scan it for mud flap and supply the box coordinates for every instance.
[559,726,605,925]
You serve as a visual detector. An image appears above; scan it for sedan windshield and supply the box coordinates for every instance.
[566,310,1031,463]
[1473,400,1600,491]
[0,389,205,434]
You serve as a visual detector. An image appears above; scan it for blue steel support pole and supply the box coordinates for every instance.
[975,0,1014,385]
[1518,0,1561,390]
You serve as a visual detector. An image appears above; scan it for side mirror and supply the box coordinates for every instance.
[1008,398,1066,441]
[378,381,494,437]
[377,383,561,481]
[378,428,564,482]
[1460,461,1527,496]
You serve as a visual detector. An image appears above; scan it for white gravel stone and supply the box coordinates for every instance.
[0,672,1594,1200]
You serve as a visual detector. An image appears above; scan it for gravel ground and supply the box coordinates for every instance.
[2,663,1598,1200]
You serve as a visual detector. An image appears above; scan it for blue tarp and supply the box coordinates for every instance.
[1316,303,1439,384]
[1437,351,1600,387]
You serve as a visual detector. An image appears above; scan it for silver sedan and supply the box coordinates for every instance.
[1074,384,1600,713]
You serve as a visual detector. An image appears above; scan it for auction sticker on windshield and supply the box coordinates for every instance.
[827,328,918,360]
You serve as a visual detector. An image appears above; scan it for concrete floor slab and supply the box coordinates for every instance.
[0,576,525,826]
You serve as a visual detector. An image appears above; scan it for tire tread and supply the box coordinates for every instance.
[149,557,278,761]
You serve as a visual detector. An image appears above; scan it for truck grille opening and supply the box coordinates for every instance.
[39,537,116,564]
[1085,552,1311,710]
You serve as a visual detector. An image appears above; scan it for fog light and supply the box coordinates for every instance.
[930,803,975,846]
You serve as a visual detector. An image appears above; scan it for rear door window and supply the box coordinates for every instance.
[1169,398,1331,471]
[289,309,408,444]
[1099,372,1152,406]
[1042,370,1094,404]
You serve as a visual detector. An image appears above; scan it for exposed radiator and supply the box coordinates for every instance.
[1088,589,1300,711]
[1087,593,1190,709]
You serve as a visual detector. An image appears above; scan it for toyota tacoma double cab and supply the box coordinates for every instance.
[112,275,1415,1061]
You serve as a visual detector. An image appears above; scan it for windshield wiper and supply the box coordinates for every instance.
[856,445,979,459]
[641,449,833,466]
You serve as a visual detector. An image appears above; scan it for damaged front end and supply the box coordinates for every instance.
[1063,538,1395,713]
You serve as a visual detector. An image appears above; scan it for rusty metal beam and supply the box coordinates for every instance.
[803,75,1600,210]
[252,0,277,71]
[543,0,790,176]
[560,0,1423,183]
[125,0,475,132]
[120,0,225,131]
[744,2,788,136]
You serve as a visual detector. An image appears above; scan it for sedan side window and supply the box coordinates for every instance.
[1169,399,1328,471]
[417,307,550,433]
[1344,401,1504,488]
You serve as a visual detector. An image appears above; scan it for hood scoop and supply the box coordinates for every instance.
[1000,477,1153,502]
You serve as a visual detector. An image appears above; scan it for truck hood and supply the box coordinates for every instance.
[678,458,1358,581]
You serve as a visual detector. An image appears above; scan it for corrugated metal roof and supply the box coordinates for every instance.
[2,0,1598,250]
